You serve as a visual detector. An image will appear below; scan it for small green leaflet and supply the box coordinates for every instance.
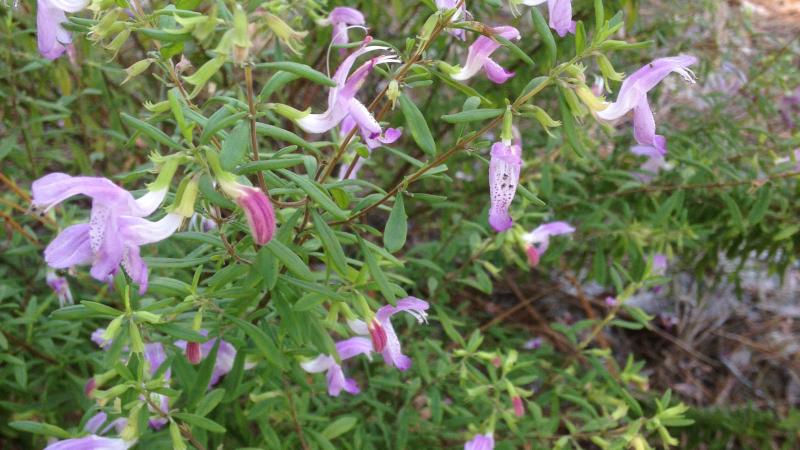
[384,194,407,253]
[399,94,436,156]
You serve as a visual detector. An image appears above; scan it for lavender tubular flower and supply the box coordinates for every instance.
[435,0,469,40]
[46,270,73,307]
[349,297,430,371]
[337,116,402,180]
[218,181,276,245]
[465,433,495,450]
[323,7,365,49]
[597,56,698,154]
[32,173,182,294]
[176,333,240,387]
[37,0,88,60]
[523,0,576,37]
[301,337,373,396]
[522,221,575,267]
[294,43,400,138]
[451,26,520,84]
[488,141,522,232]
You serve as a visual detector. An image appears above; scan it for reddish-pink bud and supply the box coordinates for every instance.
[368,320,387,353]
[525,245,540,267]
[186,342,202,365]
[491,356,502,368]
[512,396,525,417]
[235,187,276,245]
[84,378,96,397]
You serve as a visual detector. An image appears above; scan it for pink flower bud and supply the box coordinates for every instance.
[512,396,525,417]
[234,186,276,245]
[525,245,540,267]
[84,377,96,397]
[368,320,387,353]
[186,342,202,365]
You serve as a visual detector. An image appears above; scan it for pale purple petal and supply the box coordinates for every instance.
[325,361,349,396]
[84,412,107,434]
[143,342,169,380]
[121,213,184,247]
[91,328,110,348]
[44,224,93,268]
[547,0,576,37]
[37,0,70,60]
[31,173,143,215]
[335,336,373,361]
[483,58,515,84]
[301,354,335,373]
[380,318,412,371]
[488,142,522,232]
[380,128,402,144]
[652,254,668,274]
[464,433,495,450]
[597,55,698,121]
[373,297,429,371]
[88,207,124,283]
[44,435,132,450]
[347,319,369,335]
[452,26,519,82]
[632,98,666,154]
[525,221,575,255]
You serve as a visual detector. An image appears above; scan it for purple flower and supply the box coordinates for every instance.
[523,0,576,37]
[776,149,800,170]
[37,0,88,60]
[44,435,133,450]
[465,433,495,450]
[337,115,402,180]
[451,26,520,84]
[46,270,73,307]
[522,221,575,267]
[597,56,698,155]
[605,296,618,307]
[217,181,276,245]
[488,141,522,232]
[523,337,542,350]
[652,254,668,275]
[323,7,365,49]
[295,42,400,138]
[301,337,373,396]
[349,297,430,371]
[176,332,240,387]
[435,0,470,40]
[84,412,127,436]
[630,145,667,182]
[32,173,182,294]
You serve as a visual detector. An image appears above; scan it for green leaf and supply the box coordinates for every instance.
[200,107,247,144]
[259,71,300,100]
[311,210,349,276]
[153,323,206,342]
[720,192,745,233]
[264,240,313,281]
[183,56,226,97]
[196,388,226,417]
[399,94,436,156]
[440,108,504,124]
[321,416,358,440]
[120,113,181,150]
[531,7,557,70]
[384,194,407,253]
[173,412,226,433]
[279,169,348,220]
[220,121,251,170]
[495,34,534,66]
[255,62,336,87]
[9,421,71,439]
[226,315,287,369]
[79,301,123,317]
[358,236,395,303]
[255,123,316,152]
[557,88,587,157]
[746,187,771,225]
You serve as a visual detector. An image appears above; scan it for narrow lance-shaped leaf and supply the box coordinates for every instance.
[399,93,436,156]
[311,210,349,276]
[384,193,407,253]
[358,236,396,303]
